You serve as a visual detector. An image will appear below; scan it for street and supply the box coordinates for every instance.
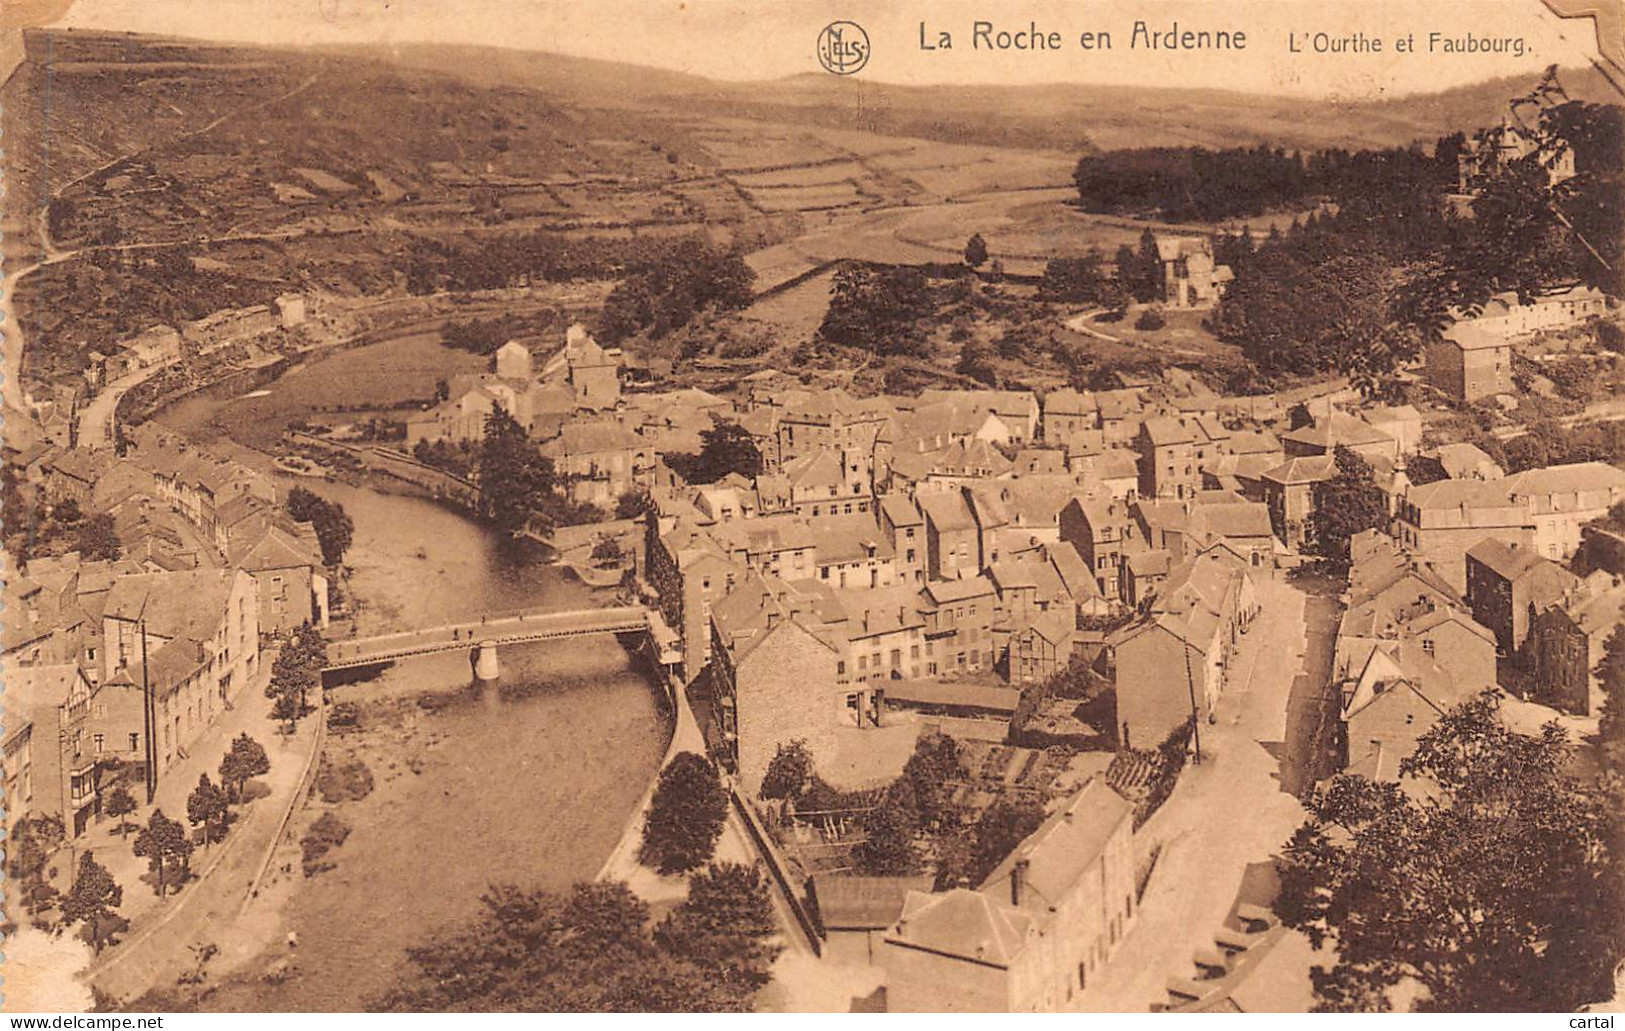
[87,644,323,1004]
[1074,576,1316,1012]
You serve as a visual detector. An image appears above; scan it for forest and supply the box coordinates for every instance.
[1209,92,1623,394]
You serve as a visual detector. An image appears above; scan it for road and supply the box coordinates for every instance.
[76,361,173,450]
[1073,577,1314,1012]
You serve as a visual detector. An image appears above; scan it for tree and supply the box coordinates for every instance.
[901,732,963,831]
[1595,624,1625,770]
[286,487,354,567]
[759,739,814,802]
[654,862,782,992]
[639,752,729,875]
[267,622,325,715]
[76,513,121,561]
[819,262,936,358]
[1037,252,1108,303]
[963,796,1046,888]
[964,233,989,268]
[105,784,138,838]
[476,406,559,536]
[272,690,300,733]
[219,732,271,802]
[7,814,66,920]
[132,809,193,898]
[186,773,228,844]
[614,488,654,522]
[667,423,763,485]
[375,880,759,1012]
[60,853,124,954]
[1306,446,1388,570]
[855,778,920,875]
[1278,691,1625,1011]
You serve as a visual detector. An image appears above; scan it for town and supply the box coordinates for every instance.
[2,26,1623,1017]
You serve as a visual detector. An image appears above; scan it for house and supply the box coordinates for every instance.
[1042,389,1098,441]
[1424,442,1505,482]
[1281,412,1398,463]
[757,448,873,522]
[919,490,981,582]
[3,664,144,837]
[274,292,307,328]
[808,514,898,590]
[1465,538,1580,655]
[918,388,1040,441]
[1527,577,1625,716]
[1153,235,1232,309]
[1338,643,1478,783]
[881,778,1137,1012]
[1363,405,1423,457]
[1137,417,1198,500]
[1261,455,1336,551]
[1121,549,1174,608]
[834,584,927,682]
[707,572,851,794]
[1395,462,1625,591]
[231,523,331,633]
[1059,495,1131,600]
[540,421,643,507]
[42,449,113,507]
[1459,113,1577,193]
[562,324,621,409]
[1110,554,1256,750]
[1008,608,1076,684]
[101,568,261,773]
[1427,320,1512,403]
[811,875,934,966]
[645,513,743,681]
[1185,501,1276,569]
[878,494,927,585]
[918,576,999,675]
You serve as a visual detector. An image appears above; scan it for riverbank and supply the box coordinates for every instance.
[111,326,678,1012]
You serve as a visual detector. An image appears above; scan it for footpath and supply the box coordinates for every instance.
[84,644,323,1004]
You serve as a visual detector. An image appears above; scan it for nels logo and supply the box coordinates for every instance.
[817,21,870,75]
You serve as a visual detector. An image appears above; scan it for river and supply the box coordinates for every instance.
[150,334,672,1011]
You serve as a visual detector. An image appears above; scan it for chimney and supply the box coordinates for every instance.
[1010,858,1029,906]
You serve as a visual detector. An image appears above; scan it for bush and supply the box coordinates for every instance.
[316,757,375,803]
[1134,307,1167,331]
[301,812,352,877]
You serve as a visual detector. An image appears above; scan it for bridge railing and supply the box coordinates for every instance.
[327,606,651,661]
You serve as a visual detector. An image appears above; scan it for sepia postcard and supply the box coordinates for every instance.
[2,0,1624,1017]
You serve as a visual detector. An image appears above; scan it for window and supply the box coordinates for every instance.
[837,660,847,676]
[130,733,140,751]
[1422,638,1434,656]
[94,734,104,754]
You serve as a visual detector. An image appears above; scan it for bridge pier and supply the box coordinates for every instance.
[472,640,500,681]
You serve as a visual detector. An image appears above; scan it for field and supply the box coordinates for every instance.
[9,27,1606,399]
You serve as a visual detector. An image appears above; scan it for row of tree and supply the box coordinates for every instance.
[375,864,779,1011]
[266,622,329,732]
[28,732,273,956]
[286,486,354,568]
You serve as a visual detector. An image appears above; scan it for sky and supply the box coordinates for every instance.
[39,0,1614,99]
